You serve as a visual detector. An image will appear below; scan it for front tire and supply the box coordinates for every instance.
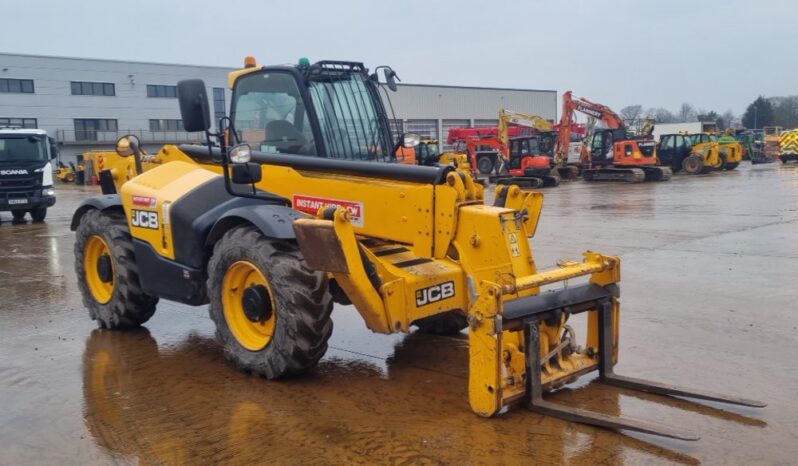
[74,209,158,328]
[30,207,47,222]
[682,155,704,174]
[11,210,26,220]
[207,225,333,379]
[724,162,739,170]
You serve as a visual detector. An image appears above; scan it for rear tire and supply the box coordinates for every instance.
[74,209,158,329]
[30,207,47,222]
[11,210,25,220]
[207,225,333,379]
[724,162,739,170]
[413,311,468,335]
[477,156,494,175]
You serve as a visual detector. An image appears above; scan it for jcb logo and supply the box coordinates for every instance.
[416,281,455,307]
[131,210,159,229]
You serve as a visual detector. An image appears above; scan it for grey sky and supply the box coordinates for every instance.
[3,0,796,115]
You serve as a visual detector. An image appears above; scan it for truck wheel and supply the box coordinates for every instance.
[724,162,739,170]
[207,225,333,379]
[477,156,494,175]
[11,210,26,220]
[74,209,158,328]
[30,207,47,223]
[413,311,468,334]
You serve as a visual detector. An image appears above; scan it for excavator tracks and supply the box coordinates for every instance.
[641,166,672,181]
[582,168,646,183]
[582,166,671,183]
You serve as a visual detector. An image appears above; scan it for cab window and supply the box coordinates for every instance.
[232,72,317,156]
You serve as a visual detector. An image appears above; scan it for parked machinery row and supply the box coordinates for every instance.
[442,91,760,187]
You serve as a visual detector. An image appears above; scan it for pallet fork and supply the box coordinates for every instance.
[522,299,765,440]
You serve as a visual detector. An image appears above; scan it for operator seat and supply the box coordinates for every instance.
[265,120,307,154]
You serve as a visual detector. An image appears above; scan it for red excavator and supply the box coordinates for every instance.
[554,91,671,182]
[448,109,559,188]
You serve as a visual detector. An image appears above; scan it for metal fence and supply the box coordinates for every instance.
[55,129,206,145]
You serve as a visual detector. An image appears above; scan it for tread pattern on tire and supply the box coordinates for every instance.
[74,209,158,328]
[207,225,333,379]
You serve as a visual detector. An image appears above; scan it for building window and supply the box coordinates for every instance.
[71,81,115,96]
[149,119,182,131]
[0,78,34,94]
[74,119,118,141]
[213,88,226,121]
[0,118,37,128]
[147,84,177,98]
[405,119,439,140]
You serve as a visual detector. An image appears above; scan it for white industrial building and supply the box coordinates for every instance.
[0,52,557,160]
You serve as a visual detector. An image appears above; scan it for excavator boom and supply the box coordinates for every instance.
[556,91,671,182]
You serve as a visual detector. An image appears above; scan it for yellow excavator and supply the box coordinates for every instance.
[72,57,764,440]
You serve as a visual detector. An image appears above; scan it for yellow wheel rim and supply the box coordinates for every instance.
[84,235,115,304]
[222,261,277,351]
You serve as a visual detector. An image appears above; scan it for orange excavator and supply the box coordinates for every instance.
[555,91,671,182]
[453,109,559,188]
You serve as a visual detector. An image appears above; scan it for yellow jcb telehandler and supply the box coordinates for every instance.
[685,133,743,173]
[72,58,764,440]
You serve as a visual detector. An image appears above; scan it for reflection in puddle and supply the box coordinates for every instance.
[82,329,705,465]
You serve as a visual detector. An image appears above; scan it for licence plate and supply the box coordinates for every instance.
[8,198,28,205]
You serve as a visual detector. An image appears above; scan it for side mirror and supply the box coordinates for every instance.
[47,137,59,160]
[115,134,142,157]
[385,69,398,92]
[177,79,211,132]
[115,134,144,175]
[231,162,262,185]
[372,66,400,92]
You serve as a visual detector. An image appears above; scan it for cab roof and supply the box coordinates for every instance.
[0,127,47,136]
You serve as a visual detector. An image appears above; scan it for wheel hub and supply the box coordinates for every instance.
[96,254,113,283]
[242,285,273,323]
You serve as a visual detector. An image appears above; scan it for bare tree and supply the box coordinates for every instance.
[721,110,737,129]
[620,105,643,123]
[678,103,697,122]
[647,107,677,123]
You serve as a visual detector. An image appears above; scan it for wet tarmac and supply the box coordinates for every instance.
[1,163,797,465]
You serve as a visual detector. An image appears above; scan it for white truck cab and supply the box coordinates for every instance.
[0,127,57,222]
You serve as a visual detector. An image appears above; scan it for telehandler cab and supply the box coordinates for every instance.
[72,57,763,440]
